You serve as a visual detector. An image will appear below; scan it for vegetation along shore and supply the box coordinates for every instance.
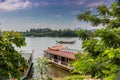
[20,28,78,37]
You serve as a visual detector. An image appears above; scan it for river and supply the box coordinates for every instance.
[17,37,82,79]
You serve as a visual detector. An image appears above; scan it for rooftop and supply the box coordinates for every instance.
[44,46,81,60]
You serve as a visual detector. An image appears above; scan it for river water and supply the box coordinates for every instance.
[17,37,82,79]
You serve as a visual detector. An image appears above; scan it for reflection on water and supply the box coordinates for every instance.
[17,37,82,78]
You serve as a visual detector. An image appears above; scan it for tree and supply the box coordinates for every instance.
[0,31,28,79]
[73,0,120,80]
[35,57,52,80]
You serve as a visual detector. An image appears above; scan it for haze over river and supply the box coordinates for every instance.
[17,37,82,79]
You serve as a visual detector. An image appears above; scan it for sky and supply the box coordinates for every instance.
[0,0,113,31]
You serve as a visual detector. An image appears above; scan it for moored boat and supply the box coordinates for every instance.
[56,40,76,44]
[44,45,80,71]
[20,50,34,80]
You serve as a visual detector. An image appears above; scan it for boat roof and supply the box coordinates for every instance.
[48,45,65,50]
[44,49,76,59]
[44,46,81,60]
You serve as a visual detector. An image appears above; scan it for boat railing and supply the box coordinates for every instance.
[49,58,72,70]
[54,59,59,62]
[61,61,68,66]
[50,58,68,66]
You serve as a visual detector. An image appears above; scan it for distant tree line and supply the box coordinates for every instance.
[20,28,78,37]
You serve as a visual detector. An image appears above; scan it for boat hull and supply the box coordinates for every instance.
[56,41,75,44]
[49,60,71,71]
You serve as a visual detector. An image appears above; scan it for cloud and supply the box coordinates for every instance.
[75,0,86,5]
[0,0,53,11]
[86,2,107,8]
[0,0,32,11]
[64,0,86,6]
[71,10,82,15]
[33,1,50,7]
[50,14,63,18]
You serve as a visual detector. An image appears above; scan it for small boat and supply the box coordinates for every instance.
[20,50,34,80]
[56,40,76,44]
[44,45,80,71]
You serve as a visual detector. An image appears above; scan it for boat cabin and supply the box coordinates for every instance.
[44,46,80,70]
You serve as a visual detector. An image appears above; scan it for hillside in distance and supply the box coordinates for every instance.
[20,28,78,37]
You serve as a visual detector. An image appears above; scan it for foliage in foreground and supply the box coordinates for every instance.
[0,31,28,79]
[73,1,120,80]
[35,57,52,80]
